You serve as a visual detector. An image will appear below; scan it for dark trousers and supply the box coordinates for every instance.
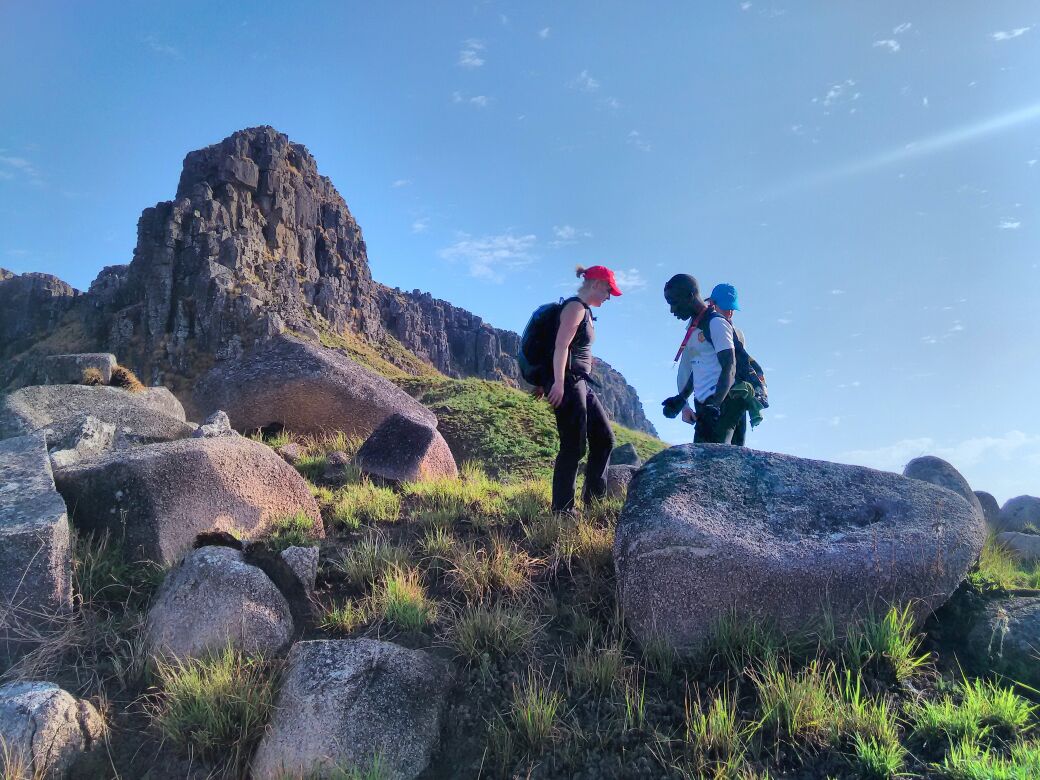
[693,399,736,444]
[551,377,615,512]
[731,412,748,446]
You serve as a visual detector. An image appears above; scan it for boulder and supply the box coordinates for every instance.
[606,464,637,498]
[355,413,457,483]
[996,532,1040,564]
[136,387,187,421]
[36,353,116,386]
[610,443,642,467]
[277,442,304,464]
[614,445,985,653]
[903,455,985,522]
[0,681,103,779]
[144,546,294,661]
[0,385,194,447]
[974,491,1001,529]
[192,335,437,438]
[0,434,72,653]
[999,496,1040,533]
[281,546,319,597]
[54,436,322,564]
[191,410,236,438]
[251,639,452,780]
[47,415,116,470]
[966,597,1040,686]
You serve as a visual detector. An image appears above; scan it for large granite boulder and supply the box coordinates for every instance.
[614,445,985,653]
[193,336,437,438]
[144,546,294,661]
[251,639,452,780]
[47,415,116,470]
[0,434,72,654]
[903,455,985,523]
[999,496,1040,533]
[996,532,1040,564]
[0,681,104,779]
[355,413,457,483]
[974,491,1002,529]
[36,353,116,386]
[0,385,194,447]
[136,387,187,421]
[966,597,1040,686]
[53,436,322,564]
[610,443,642,467]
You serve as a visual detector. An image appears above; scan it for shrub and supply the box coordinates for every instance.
[450,603,536,663]
[372,567,436,632]
[149,644,276,771]
[109,365,144,392]
[510,672,563,750]
[81,367,105,386]
[332,483,401,529]
[335,535,411,590]
[266,512,321,552]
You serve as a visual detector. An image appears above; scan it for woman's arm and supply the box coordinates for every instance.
[547,302,585,408]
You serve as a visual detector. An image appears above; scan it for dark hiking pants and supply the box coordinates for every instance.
[693,399,736,444]
[551,377,615,512]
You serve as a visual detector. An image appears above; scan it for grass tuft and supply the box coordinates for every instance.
[81,367,105,386]
[569,639,624,696]
[109,365,144,392]
[449,603,536,663]
[266,511,321,553]
[510,672,563,750]
[331,482,402,529]
[372,566,436,632]
[910,677,1036,746]
[334,535,411,590]
[845,603,930,682]
[320,599,369,634]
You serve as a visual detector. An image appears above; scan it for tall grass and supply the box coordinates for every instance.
[331,482,401,528]
[937,738,1040,779]
[266,511,321,552]
[845,604,930,682]
[334,535,411,589]
[910,677,1036,746]
[510,672,564,750]
[372,566,436,632]
[449,603,536,663]
[446,536,537,602]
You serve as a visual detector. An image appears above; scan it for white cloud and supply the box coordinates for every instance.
[438,231,537,280]
[458,39,486,68]
[0,155,43,185]
[1029,159,1039,166]
[613,268,646,291]
[571,70,600,92]
[922,97,929,107]
[814,80,860,109]
[992,27,1031,41]
[873,39,900,52]
[828,416,842,427]
[549,224,592,248]
[538,27,551,39]
[411,218,430,234]
[830,289,845,295]
[740,2,752,10]
[452,91,490,107]
[600,96,622,111]
[893,22,912,34]
[627,130,652,152]
[391,179,411,188]
[839,431,1040,473]
[469,95,489,107]
[144,35,181,58]
[777,318,792,325]
[999,219,1021,229]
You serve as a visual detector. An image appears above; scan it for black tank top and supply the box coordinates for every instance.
[563,297,594,375]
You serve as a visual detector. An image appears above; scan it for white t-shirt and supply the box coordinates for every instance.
[677,315,735,403]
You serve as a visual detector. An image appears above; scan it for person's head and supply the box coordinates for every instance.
[576,265,623,307]
[663,274,704,321]
[707,283,739,321]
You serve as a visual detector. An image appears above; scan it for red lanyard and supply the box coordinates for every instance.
[674,308,708,362]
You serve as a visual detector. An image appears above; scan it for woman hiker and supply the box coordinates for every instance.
[545,265,622,515]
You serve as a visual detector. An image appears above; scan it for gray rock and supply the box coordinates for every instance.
[191,409,236,438]
[0,681,103,779]
[47,415,116,470]
[193,335,437,439]
[966,597,1040,686]
[144,546,293,661]
[614,445,985,654]
[606,464,637,498]
[0,434,72,653]
[37,353,116,386]
[277,442,304,464]
[974,491,1001,529]
[903,455,985,523]
[996,532,1040,563]
[281,546,319,597]
[136,387,187,421]
[999,496,1040,533]
[0,385,194,448]
[54,436,322,564]
[610,443,642,467]
[251,639,452,780]
[356,413,457,483]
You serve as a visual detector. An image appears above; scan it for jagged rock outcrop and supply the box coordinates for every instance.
[0,127,656,435]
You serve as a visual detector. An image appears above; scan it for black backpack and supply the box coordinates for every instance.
[697,310,768,402]
[518,297,587,387]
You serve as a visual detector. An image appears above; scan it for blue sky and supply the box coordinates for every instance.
[2,2,1038,503]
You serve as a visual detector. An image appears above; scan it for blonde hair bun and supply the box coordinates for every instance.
[575,265,587,278]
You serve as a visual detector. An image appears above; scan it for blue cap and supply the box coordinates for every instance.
[709,283,740,311]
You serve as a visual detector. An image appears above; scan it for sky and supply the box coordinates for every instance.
[1,2,1038,503]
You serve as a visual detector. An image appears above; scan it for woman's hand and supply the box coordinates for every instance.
[547,380,566,408]
[681,406,696,425]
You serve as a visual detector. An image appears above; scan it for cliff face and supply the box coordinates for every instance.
[0,126,656,435]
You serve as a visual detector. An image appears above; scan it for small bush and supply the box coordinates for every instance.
[569,639,624,696]
[149,645,276,771]
[332,483,401,529]
[109,365,144,392]
[372,567,436,632]
[320,599,369,634]
[266,512,321,552]
[81,367,105,386]
[510,672,563,750]
[450,603,536,663]
[335,536,411,590]
[911,678,1036,746]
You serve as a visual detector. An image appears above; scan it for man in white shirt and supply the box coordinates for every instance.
[661,274,738,443]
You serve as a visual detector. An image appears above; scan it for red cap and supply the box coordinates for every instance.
[582,265,623,296]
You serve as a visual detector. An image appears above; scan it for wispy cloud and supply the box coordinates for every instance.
[411,218,430,234]
[391,179,411,188]
[992,26,1031,41]
[613,268,647,291]
[998,219,1022,230]
[549,224,592,248]
[873,39,900,52]
[0,155,43,187]
[469,95,489,107]
[839,431,1040,472]
[627,130,652,152]
[439,231,537,280]
[570,70,600,92]
[538,27,551,39]
[740,2,752,10]
[893,22,912,34]
[813,80,861,110]
[144,35,181,58]
[458,39,486,68]
[452,91,491,108]
[777,317,792,325]
[830,289,845,295]
[600,96,622,112]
